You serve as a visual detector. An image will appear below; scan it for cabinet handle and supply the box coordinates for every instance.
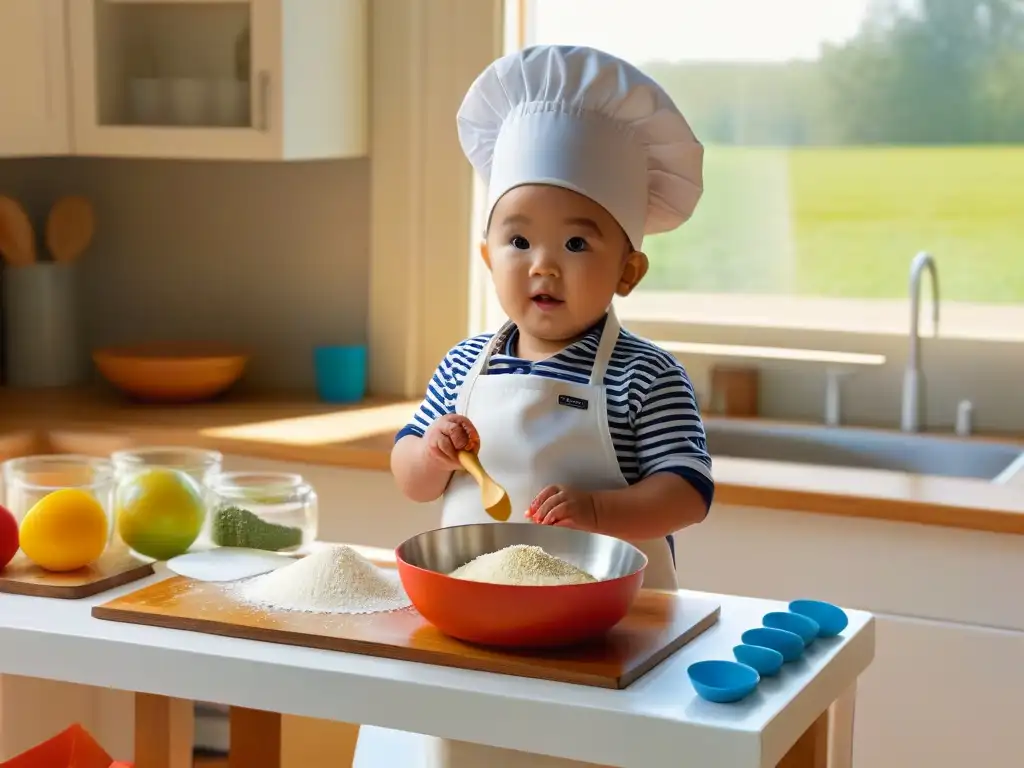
[257,70,270,132]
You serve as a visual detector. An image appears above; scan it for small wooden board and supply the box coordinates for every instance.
[93,577,720,689]
[0,548,155,599]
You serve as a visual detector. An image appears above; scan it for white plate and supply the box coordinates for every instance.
[166,548,293,582]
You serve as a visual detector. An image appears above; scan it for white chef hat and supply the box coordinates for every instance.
[457,45,703,250]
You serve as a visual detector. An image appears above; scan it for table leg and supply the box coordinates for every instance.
[228,709,361,768]
[134,693,194,768]
[777,710,829,768]
[281,716,361,767]
[229,707,281,768]
[827,683,857,768]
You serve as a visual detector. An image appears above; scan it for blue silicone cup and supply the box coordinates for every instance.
[788,599,849,638]
[764,611,820,646]
[741,627,805,663]
[688,660,760,703]
[314,345,367,404]
[733,643,784,677]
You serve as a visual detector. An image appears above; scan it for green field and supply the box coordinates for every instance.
[641,145,1024,303]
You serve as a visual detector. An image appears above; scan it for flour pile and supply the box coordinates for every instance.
[450,544,597,586]
[235,545,411,614]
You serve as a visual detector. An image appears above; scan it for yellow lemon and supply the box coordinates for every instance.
[19,489,108,572]
[116,468,206,561]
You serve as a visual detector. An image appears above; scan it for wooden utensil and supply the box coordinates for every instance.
[93,576,721,689]
[458,451,512,522]
[45,195,95,263]
[0,195,37,266]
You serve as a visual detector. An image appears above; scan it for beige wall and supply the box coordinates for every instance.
[0,156,369,391]
[622,317,1024,435]
[1,152,1018,436]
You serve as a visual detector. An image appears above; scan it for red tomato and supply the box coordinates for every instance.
[0,503,18,570]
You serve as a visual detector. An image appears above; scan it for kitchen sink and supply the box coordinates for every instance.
[704,419,1024,482]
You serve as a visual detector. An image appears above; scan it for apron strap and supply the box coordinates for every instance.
[461,311,617,406]
[589,306,621,386]
[454,324,509,414]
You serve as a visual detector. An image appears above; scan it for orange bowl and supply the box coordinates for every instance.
[92,342,249,403]
[396,523,647,648]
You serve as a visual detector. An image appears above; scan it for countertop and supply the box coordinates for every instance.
[0,387,1023,536]
[0,563,875,768]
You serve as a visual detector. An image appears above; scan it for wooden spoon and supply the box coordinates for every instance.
[45,195,95,264]
[0,196,37,266]
[458,451,512,522]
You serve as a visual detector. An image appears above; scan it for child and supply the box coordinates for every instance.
[372,41,713,768]
[392,43,712,589]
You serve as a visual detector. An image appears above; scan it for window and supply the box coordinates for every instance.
[477,0,1024,341]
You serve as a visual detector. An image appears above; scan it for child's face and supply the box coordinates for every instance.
[482,185,647,346]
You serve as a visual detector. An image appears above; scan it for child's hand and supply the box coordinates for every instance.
[526,485,598,531]
[422,414,480,471]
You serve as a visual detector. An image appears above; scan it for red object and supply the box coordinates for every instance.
[0,503,17,571]
[0,723,131,768]
[395,553,644,648]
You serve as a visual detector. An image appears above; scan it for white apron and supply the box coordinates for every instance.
[354,307,677,768]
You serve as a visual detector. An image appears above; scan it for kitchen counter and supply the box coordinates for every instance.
[0,387,1022,536]
[0,563,874,767]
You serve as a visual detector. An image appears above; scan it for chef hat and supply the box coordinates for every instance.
[457,45,703,249]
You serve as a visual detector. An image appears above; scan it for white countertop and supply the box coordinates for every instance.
[0,567,874,768]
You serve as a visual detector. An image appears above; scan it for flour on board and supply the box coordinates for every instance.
[234,545,411,614]
[450,544,597,586]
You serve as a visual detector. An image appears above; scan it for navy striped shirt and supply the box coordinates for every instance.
[396,315,714,511]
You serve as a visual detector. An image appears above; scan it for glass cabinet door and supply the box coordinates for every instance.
[91,0,256,130]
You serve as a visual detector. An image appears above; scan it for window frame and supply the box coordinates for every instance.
[366,0,504,398]
[502,0,1024,347]
[368,0,1023,441]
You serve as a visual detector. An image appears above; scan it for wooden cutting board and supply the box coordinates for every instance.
[93,577,720,689]
[0,547,155,599]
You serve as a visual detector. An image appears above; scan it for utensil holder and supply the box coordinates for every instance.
[3,263,81,387]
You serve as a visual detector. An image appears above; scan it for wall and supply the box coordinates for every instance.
[472,260,1023,436]
[618,316,1024,436]
[0,156,370,391]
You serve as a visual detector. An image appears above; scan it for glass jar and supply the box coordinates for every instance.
[2,455,116,539]
[111,446,223,487]
[208,471,317,551]
[111,446,223,545]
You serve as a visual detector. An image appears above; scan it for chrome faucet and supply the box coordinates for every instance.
[901,251,939,432]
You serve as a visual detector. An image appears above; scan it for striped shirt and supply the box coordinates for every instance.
[396,314,715,511]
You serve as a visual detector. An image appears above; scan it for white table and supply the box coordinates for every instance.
[0,569,874,768]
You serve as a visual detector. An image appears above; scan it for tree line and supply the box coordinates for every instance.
[643,0,1024,146]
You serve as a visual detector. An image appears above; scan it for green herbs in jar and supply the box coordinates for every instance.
[211,505,303,551]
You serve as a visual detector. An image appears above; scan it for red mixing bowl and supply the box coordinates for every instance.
[395,523,647,648]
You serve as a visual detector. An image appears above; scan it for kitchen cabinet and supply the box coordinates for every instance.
[674,501,1024,768]
[0,0,72,157]
[856,615,1023,768]
[67,0,368,161]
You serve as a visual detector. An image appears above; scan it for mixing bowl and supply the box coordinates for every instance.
[93,341,248,403]
[395,523,647,648]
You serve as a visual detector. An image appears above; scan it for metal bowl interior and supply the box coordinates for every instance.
[396,523,647,581]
